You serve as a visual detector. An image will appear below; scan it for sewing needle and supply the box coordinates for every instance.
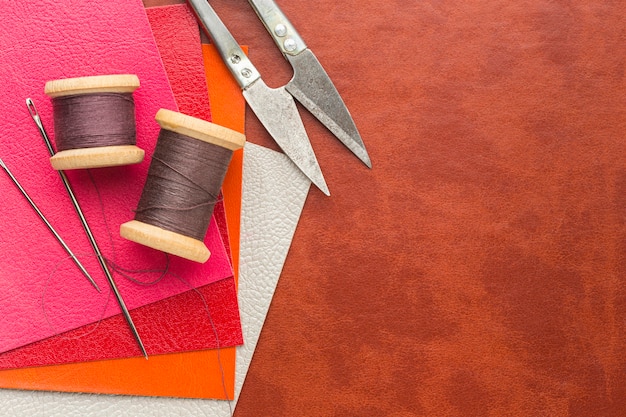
[0,157,99,290]
[26,98,148,359]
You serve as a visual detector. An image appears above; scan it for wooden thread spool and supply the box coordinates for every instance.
[44,74,144,170]
[120,109,245,263]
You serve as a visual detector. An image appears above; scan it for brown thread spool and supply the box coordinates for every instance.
[44,74,144,170]
[120,109,245,263]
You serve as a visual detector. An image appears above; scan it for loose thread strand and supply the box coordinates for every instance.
[90,161,232,409]
[42,254,113,341]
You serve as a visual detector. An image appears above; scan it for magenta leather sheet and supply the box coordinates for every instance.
[0,0,232,353]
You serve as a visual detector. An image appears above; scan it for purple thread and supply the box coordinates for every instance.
[135,129,232,241]
[52,93,136,151]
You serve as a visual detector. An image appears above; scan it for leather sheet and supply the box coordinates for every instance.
[225,1,626,416]
[0,0,232,354]
[0,139,311,413]
[0,1,239,366]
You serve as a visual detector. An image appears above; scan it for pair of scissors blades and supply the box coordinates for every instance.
[188,0,370,195]
[188,0,329,195]
[246,0,371,169]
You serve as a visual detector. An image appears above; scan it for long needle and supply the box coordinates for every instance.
[0,157,99,290]
[26,98,148,359]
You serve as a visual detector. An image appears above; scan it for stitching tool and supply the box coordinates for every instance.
[26,98,148,359]
[246,0,371,168]
[0,157,99,291]
[187,0,330,196]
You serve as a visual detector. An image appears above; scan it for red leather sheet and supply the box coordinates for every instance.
[199,1,626,416]
[0,2,242,369]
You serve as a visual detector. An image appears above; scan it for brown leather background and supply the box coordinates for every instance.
[152,1,626,415]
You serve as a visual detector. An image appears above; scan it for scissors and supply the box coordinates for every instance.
[187,0,371,196]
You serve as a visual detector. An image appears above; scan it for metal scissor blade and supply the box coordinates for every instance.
[285,50,371,168]
[244,79,329,195]
[246,0,370,167]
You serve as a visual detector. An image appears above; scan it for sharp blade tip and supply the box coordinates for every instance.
[361,154,372,169]
[305,171,330,196]
[315,181,331,196]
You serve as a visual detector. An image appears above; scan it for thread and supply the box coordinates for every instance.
[121,109,245,263]
[44,74,144,170]
[91,168,233,405]
[52,93,136,151]
[134,129,231,241]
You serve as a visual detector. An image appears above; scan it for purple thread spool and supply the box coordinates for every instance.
[120,109,245,263]
[44,74,144,170]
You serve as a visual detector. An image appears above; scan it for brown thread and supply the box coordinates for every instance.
[134,129,232,241]
[42,253,113,340]
[52,93,137,151]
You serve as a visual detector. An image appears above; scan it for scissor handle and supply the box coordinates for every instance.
[188,0,261,89]
[247,0,307,56]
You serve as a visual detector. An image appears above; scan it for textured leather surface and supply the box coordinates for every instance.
[147,4,211,123]
[0,106,310,417]
[0,275,241,367]
[228,1,626,416]
[232,143,311,407]
[0,40,246,399]
[0,0,232,354]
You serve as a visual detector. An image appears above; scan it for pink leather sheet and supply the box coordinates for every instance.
[0,0,232,354]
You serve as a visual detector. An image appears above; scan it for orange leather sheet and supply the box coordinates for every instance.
[0,45,242,400]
